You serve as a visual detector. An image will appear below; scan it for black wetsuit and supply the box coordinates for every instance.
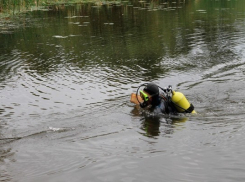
[150,95,177,114]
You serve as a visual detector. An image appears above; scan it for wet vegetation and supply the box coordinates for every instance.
[0,0,88,16]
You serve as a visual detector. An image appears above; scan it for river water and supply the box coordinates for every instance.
[1,0,245,181]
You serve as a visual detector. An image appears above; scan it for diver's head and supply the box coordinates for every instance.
[143,83,159,97]
[140,83,160,107]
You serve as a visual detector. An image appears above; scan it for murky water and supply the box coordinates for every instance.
[1,0,245,181]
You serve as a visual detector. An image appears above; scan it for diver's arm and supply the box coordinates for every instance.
[130,93,143,105]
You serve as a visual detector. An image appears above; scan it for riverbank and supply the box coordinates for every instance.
[0,0,107,33]
[0,0,105,18]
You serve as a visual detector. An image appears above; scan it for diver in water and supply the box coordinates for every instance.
[130,82,196,115]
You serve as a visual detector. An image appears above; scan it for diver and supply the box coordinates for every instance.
[130,82,196,115]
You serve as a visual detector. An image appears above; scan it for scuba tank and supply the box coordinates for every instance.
[171,90,196,114]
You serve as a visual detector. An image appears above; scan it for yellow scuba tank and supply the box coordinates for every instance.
[171,90,196,114]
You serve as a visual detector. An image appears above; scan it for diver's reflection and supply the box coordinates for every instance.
[131,106,188,137]
[140,115,161,137]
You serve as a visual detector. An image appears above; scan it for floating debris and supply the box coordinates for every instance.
[196,9,207,12]
[104,23,114,25]
[48,127,75,132]
[52,35,68,39]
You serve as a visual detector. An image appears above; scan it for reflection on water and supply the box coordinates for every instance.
[1,0,245,181]
[131,106,189,137]
[0,146,13,181]
[1,0,245,120]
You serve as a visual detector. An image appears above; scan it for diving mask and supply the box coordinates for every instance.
[140,90,149,102]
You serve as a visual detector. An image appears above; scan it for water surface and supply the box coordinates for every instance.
[1,0,245,181]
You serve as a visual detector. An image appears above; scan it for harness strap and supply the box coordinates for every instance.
[185,103,194,113]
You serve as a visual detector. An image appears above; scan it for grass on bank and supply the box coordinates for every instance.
[0,0,114,18]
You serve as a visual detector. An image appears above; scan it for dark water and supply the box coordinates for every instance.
[1,0,245,181]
